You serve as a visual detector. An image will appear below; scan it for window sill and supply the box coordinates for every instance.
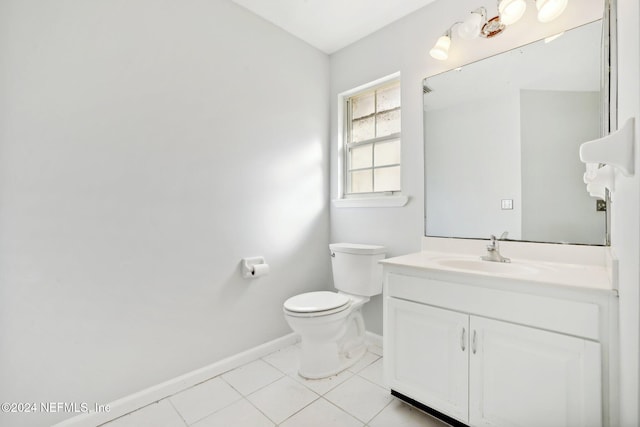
[332,195,409,208]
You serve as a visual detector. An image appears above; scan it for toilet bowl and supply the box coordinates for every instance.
[283,243,386,379]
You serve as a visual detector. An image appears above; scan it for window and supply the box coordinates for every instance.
[344,80,401,196]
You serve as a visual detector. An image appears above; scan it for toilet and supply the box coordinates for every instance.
[283,243,386,379]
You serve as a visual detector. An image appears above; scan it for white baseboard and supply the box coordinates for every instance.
[365,331,383,349]
[53,333,300,427]
[55,331,382,427]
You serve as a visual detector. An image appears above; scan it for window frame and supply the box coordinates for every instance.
[335,73,407,207]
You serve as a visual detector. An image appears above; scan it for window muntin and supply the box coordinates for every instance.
[345,81,401,195]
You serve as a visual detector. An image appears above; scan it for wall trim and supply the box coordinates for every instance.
[365,331,384,349]
[332,195,409,208]
[53,333,300,427]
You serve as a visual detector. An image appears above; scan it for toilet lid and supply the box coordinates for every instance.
[284,291,350,313]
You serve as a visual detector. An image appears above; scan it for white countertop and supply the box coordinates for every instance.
[381,250,614,293]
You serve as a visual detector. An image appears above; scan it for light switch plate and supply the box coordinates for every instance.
[501,199,513,210]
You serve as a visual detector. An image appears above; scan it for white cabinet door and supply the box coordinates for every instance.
[385,298,469,423]
[469,316,602,427]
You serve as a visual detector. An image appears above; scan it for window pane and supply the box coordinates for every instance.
[374,166,401,192]
[374,139,400,167]
[344,79,401,196]
[377,84,400,112]
[376,109,401,138]
[350,170,373,193]
[351,116,375,142]
[350,144,372,170]
[352,92,375,120]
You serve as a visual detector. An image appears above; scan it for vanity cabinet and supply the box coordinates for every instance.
[383,269,617,427]
[386,298,469,421]
[468,315,601,427]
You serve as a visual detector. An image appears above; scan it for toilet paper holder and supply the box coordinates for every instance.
[242,256,269,279]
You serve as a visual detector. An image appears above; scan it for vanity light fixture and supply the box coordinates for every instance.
[481,16,506,38]
[536,0,569,23]
[429,28,453,60]
[430,0,569,61]
[458,8,487,39]
[498,0,527,25]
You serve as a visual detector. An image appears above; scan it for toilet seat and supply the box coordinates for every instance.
[283,291,351,317]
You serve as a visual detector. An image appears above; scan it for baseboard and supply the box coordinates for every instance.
[365,331,383,349]
[53,333,300,427]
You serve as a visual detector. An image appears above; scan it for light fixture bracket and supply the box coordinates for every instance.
[481,16,506,38]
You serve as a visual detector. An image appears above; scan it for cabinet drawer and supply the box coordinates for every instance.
[387,273,600,340]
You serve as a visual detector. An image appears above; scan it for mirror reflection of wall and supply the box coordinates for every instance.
[423,20,605,245]
[521,89,601,244]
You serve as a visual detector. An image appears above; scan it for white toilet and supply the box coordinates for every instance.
[283,243,386,379]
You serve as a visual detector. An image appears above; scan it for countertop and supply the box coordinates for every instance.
[381,250,614,293]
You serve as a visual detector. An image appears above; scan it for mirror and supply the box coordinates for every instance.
[423,20,606,245]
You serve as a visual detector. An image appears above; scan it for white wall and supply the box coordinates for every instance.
[612,0,640,425]
[330,0,604,334]
[0,1,330,426]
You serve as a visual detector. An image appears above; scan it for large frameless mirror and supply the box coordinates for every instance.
[423,18,610,245]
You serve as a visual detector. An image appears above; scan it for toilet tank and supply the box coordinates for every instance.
[329,243,386,297]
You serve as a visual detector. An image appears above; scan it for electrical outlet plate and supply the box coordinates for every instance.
[501,199,513,210]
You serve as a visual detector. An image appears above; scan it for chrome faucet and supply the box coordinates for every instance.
[481,232,511,263]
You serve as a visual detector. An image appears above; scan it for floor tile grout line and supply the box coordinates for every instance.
[362,394,395,425]
[101,399,183,427]
[241,396,280,426]
[273,395,322,426]
[165,398,190,427]
[322,390,371,425]
[348,352,382,373]
[151,367,243,425]
[260,352,298,376]
[285,369,356,396]
[169,376,244,426]
[176,393,244,426]
[242,374,322,425]
[220,365,285,398]
[320,372,394,425]
[354,370,389,391]
[104,344,400,427]
[318,395,369,426]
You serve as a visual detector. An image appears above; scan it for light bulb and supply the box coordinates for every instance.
[499,0,526,26]
[429,35,451,60]
[458,11,483,39]
[536,0,569,23]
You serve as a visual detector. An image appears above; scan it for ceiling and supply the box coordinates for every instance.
[230,0,438,54]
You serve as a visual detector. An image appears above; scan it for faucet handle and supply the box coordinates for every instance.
[499,231,509,240]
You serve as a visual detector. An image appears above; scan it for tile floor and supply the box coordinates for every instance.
[101,343,449,427]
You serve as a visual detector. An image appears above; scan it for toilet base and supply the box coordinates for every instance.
[297,310,367,379]
[298,339,367,379]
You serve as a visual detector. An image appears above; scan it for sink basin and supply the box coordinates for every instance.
[435,258,539,275]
